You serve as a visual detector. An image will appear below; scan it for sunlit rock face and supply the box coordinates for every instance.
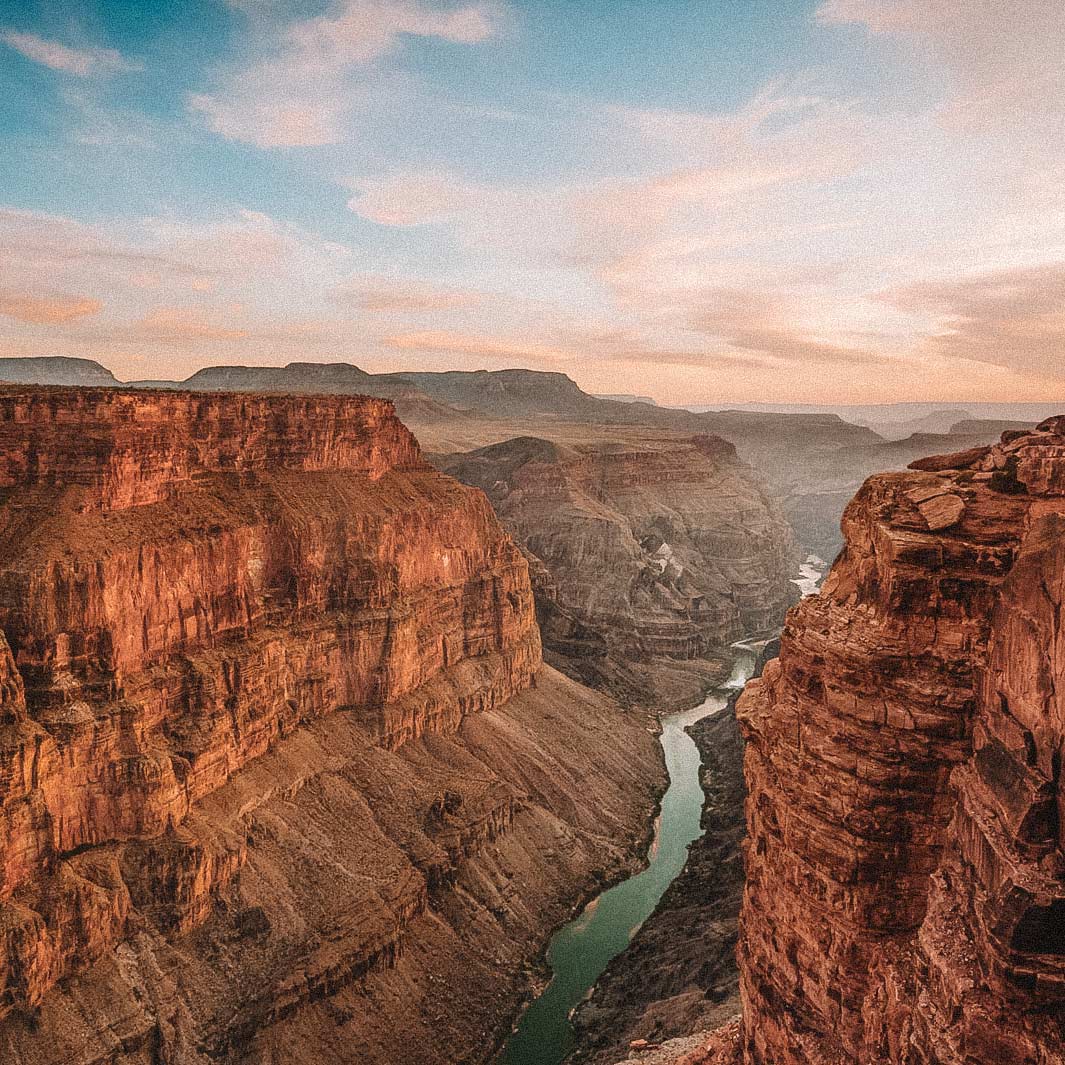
[733,419,1065,1065]
[0,385,667,1065]
[440,434,797,708]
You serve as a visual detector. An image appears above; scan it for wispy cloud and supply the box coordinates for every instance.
[0,30,141,77]
[817,0,1065,132]
[384,328,569,366]
[882,262,1065,377]
[0,207,352,297]
[190,0,505,147]
[332,275,484,312]
[347,170,486,225]
[689,287,884,367]
[0,291,102,324]
[138,305,250,342]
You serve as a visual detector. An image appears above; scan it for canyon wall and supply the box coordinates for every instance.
[0,386,662,1064]
[727,420,1065,1064]
[440,435,797,708]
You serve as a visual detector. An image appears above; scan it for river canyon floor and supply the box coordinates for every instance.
[497,647,762,1065]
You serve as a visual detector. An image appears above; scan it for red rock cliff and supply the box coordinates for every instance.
[733,419,1065,1064]
[0,386,542,1024]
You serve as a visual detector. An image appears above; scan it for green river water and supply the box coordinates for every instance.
[498,647,759,1065]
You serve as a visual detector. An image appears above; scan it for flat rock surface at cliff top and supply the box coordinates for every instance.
[0,385,663,1065]
[729,418,1065,1065]
[438,432,796,710]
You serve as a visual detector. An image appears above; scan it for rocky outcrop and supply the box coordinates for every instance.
[723,419,1065,1064]
[440,436,796,708]
[0,385,663,1064]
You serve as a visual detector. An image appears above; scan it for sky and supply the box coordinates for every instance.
[1,0,1064,405]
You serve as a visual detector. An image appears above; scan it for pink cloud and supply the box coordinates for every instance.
[332,275,484,311]
[0,208,351,302]
[347,171,487,226]
[881,262,1065,378]
[385,328,570,366]
[0,292,102,324]
[138,306,250,341]
[0,30,140,76]
[286,0,501,63]
[816,0,1065,130]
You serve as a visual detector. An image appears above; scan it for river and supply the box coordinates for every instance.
[498,648,759,1065]
[793,554,825,598]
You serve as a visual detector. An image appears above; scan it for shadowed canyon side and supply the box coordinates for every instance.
[672,420,1065,1065]
[439,435,796,709]
[0,387,662,1065]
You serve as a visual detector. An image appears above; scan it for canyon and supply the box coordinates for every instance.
[2,358,1031,565]
[1,358,1062,1065]
[570,642,770,1065]
[663,420,1065,1065]
[0,359,807,712]
[0,385,664,1065]
[439,435,795,708]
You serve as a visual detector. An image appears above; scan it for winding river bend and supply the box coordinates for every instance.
[499,648,758,1065]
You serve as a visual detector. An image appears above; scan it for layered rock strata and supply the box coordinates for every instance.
[0,386,662,1064]
[440,436,796,708]
[729,419,1065,1064]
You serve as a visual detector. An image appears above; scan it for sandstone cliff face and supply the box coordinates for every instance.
[440,435,796,708]
[0,386,662,1064]
[730,419,1065,1065]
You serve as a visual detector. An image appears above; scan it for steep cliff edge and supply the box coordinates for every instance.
[0,387,662,1065]
[439,435,796,709]
[710,419,1065,1065]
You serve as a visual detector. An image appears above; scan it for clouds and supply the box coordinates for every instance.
[190,0,505,147]
[138,306,250,342]
[0,292,102,324]
[689,287,883,368]
[882,263,1065,378]
[2,1,1065,404]
[817,0,1065,131]
[333,276,484,312]
[384,328,568,366]
[0,207,366,378]
[348,171,485,226]
[0,30,141,77]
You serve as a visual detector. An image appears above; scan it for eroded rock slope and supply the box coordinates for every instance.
[0,387,661,1065]
[440,435,796,708]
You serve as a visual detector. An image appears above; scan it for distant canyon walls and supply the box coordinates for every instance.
[733,421,1065,1064]
[0,387,661,1065]
[440,434,797,708]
